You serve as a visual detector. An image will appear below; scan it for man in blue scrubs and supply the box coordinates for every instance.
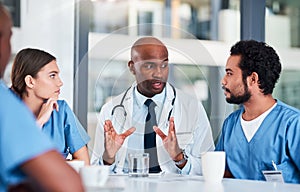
[216,40,300,183]
[0,3,84,191]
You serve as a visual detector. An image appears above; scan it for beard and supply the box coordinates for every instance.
[224,81,251,104]
[226,91,251,104]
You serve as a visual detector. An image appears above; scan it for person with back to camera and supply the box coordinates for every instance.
[10,48,91,165]
[216,40,300,183]
[0,3,84,191]
[91,36,214,175]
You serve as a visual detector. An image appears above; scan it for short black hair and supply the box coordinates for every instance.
[230,40,281,95]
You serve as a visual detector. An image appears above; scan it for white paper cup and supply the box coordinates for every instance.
[80,165,109,187]
[66,160,85,173]
[128,153,149,177]
[201,151,225,183]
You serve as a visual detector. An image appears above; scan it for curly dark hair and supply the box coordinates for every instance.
[230,40,281,95]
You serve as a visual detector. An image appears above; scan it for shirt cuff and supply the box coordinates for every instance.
[99,156,117,173]
[178,158,191,175]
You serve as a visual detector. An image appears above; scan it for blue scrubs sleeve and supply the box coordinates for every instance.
[286,116,300,172]
[62,101,90,154]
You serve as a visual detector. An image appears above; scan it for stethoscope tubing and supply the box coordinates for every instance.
[111,84,176,122]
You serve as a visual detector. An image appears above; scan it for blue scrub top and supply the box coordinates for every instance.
[42,100,90,158]
[216,100,300,183]
[0,81,55,191]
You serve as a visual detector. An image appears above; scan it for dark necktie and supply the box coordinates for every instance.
[144,99,161,173]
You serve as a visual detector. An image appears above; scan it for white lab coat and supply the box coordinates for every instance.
[90,83,215,175]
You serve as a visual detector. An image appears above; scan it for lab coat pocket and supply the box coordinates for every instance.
[176,132,192,148]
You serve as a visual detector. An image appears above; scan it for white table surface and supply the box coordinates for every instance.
[85,174,300,192]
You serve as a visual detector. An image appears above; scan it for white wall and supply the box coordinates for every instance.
[10,0,75,106]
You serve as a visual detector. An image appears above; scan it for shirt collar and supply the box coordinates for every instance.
[133,85,166,109]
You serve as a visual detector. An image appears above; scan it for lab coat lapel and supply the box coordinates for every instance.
[157,83,176,167]
[158,83,175,133]
[122,86,134,132]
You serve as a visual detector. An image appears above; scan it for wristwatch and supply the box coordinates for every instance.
[174,149,188,166]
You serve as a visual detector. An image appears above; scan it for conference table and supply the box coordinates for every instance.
[85,173,300,192]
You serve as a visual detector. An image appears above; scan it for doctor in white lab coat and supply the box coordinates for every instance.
[90,37,214,175]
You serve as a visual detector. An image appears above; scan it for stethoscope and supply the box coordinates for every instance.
[111,84,176,124]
